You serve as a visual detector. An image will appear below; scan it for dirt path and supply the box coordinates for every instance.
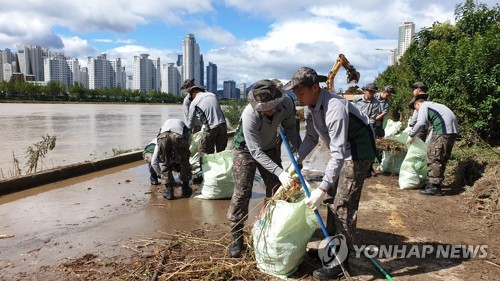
[0,144,498,280]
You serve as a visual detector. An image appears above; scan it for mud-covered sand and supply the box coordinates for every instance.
[1,142,498,280]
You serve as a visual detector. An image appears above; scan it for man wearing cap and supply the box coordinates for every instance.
[409,82,430,141]
[227,79,299,258]
[407,97,458,196]
[353,83,382,133]
[271,78,302,155]
[185,82,228,159]
[374,86,395,138]
[283,67,376,279]
[180,79,202,133]
[151,118,193,200]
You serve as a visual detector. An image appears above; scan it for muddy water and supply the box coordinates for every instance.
[0,104,326,276]
[0,103,184,178]
[0,160,271,275]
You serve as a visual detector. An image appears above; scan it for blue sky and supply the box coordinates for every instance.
[1,0,497,90]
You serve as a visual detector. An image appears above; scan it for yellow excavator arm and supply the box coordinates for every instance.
[325,54,360,92]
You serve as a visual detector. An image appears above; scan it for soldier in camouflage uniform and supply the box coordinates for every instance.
[283,67,376,280]
[185,84,228,157]
[374,86,395,138]
[227,79,299,258]
[409,82,430,141]
[180,79,202,133]
[407,97,458,196]
[151,119,193,200]
[353,83,381,132]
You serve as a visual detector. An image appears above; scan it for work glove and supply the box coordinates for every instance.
[278,171,292,190]
[286,154,300,175]
[305,189,327,210]
[406,136,414,144]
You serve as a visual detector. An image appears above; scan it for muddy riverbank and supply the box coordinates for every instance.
[0,141,498,280]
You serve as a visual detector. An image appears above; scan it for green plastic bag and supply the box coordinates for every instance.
[399,137,428,189]
[189,131,203,179]
[252,187,318,279]
[194,150,234,199]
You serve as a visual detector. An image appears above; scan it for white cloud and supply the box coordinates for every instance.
[57,36,98,60]
[1,0,498,90]
[94,39,114,43]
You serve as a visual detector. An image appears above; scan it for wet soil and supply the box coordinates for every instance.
[0,143,499,280]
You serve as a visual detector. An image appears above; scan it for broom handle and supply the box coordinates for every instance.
[278,130,330,238]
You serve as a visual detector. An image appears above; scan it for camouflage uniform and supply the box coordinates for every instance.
[427,134,457,185]
[199,123,228,157]
[325,159,372,247]
[157,131,191,185]
[409,100,458,188]
[283,68,377,250]
[227,148,281,228]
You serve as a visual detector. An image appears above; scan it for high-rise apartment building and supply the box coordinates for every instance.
[15,45,32,80]
[152,57,161,92]
[161,63,181,96]
[206,62,217,93]
[182,34,201,85]
[1,48,14,64]
[132,54,160,93]
[80,67,89,89]
[388,48,398,66]
[3,63,13,81]
[110,58,124,89]
[0,52,3,82]
[15,45,44,81]
[87,54,112,89]
[398,22,415,57]
[240,83,247,100]
[199,54,204,87]
[223,80,237,100]
[44,54,70,88]
[30,45,44,81]
[67,58,81,88]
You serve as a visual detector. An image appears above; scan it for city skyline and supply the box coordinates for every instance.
[1,0,497,90]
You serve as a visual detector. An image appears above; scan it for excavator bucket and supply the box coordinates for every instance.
[346,68,360,84]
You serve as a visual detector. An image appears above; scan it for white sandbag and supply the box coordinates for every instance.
[252,187,318,279]
[384,119,402,138]
[378,150,406,174]
[399,137,428,189]
[194,150,234,199]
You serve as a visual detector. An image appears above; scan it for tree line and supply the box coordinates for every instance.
[0,80,184,104]
[375,0,499,145]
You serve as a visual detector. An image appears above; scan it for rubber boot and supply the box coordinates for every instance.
[150,174,160,185]
[181,182,192,197]
[313,255,349,280]
[193,176,203,184]
[420,183,442,196]
[163,184,174,200]
[229,225,244,258]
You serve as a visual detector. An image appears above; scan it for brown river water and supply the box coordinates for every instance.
[0,102,328,277]
[0,103,185,179]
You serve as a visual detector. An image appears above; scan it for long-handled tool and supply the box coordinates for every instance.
[278,130,394,281]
